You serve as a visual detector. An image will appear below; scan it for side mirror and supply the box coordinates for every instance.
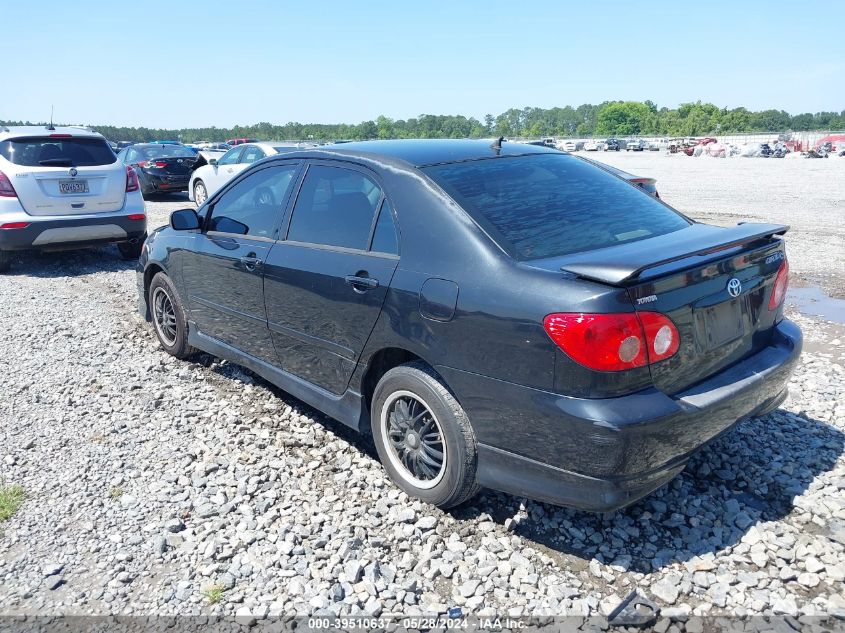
[209,158,218,166]
[170,208,200,231]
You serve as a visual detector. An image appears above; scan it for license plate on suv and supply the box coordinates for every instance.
[59,180,89,194]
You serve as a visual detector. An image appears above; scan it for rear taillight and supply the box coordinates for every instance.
[543,311,680,372]
[0,222,29,229]
[768,260,789,310]
[637,312,680,362]
[0,170,17,197]
[126,166,140,192]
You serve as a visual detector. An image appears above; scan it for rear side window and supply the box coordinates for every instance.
[423,154,689,260]
[0,137,116,167]
[287,165,382,250]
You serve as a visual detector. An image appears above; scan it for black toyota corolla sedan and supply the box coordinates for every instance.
[136,140,801,511]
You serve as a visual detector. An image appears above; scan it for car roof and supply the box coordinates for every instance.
[0,125,104,140]
[128,143,195,150]
[275,139,560,168]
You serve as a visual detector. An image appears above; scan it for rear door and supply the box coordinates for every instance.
[1,135,125,215]
[627,241,787,394]
[263,162,400,395]
[181,162,301,363]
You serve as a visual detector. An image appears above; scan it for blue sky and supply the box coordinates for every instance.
[4,0,843,128]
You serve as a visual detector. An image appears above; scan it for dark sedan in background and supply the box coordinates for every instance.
[117,144,197,197]
[137,140,800,511]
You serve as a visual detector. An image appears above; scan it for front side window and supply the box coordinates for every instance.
[241,145,265,164]
[217,147,244,166]
[287,165,382,250]
[423,153,690,260]
[207,165,298,238]
[0,137,117,167]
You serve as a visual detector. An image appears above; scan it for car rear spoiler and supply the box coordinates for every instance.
[558,222,789,286]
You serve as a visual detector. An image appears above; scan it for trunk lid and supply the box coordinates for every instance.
[141,156,196,175]
[549,222,790,394]
[14,162,127,216]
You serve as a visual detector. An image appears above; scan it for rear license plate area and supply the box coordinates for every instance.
[702,299,744,348]
[59,180,89,194]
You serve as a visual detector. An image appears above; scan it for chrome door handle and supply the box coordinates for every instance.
[240,254,262,272]
[345,275,379,291]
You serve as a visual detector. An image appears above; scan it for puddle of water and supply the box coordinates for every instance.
[786,286,845,324]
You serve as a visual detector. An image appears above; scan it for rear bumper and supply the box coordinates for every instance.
[0,207,147,251]
[140,172,189,194]
[439,319,802,511]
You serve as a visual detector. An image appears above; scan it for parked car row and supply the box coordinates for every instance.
[563,137,669,152]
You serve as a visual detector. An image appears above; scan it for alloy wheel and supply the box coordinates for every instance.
[381,390,446,489]
[152,286,178,346]
[194,182,207,205]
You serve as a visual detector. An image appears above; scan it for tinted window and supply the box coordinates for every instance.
[217,147,244,165]
[424,154,690,260]
[207,165,297,238]
[0,137,116,167]
[288,165,382,249]
[370,200,398,254]
[241,145,265,164]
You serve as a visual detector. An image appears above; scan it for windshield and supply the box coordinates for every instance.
[423,153,690,260]
[0,137,117,167]
[139,146,196,159]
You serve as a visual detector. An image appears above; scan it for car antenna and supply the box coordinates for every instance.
[46,105,55,131]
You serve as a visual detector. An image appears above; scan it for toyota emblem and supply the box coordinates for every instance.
[727,278,742,298]
[69,168,78,178]
[177,159,183,164]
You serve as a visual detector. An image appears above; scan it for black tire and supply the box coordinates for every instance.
[0,249,10,273]
[148,272,194,359]
[371,362,479,508]
[118,237,144,261]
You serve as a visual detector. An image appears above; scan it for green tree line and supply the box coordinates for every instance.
[4,101,844,142]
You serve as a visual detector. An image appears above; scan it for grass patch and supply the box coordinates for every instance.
[0,483,25,522]
[202,584,225,604]
[109,486,124,499]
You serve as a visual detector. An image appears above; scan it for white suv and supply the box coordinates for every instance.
[0,125,147,272]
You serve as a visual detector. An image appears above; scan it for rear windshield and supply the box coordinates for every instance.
[138,146,196,159]
[0,137,116,167]
[423,153,690,260]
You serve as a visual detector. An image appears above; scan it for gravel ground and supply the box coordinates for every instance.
[1,172,844,627]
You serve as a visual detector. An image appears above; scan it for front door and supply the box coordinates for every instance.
[181,163,300,363]
[263,163,400,394]
[207,145,244,192]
